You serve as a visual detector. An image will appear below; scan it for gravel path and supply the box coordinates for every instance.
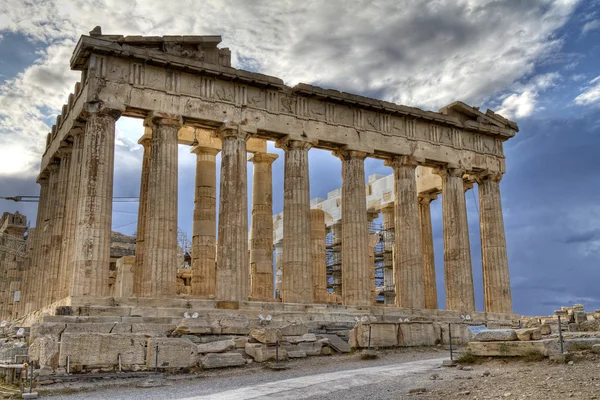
[42,347,448,399]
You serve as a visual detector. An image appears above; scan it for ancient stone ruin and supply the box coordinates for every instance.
[0,27,524,378]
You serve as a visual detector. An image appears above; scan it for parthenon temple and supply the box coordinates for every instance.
[12,28,518,328]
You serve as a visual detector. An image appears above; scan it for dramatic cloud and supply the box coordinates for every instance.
[574,75,600,105]
[582,18,600,33]
[496,73,561,119]
[0,0,580,177]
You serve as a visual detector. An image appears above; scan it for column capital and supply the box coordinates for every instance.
[248,152,278,164]
[143,112,183,128]
[332,149,369,161]
[84,102,124,120]
[275,136,314,151]
[138,136,152,148]
[384,155,422,169]
[56,141,73,158]
[47,162,60,173]
[433,166,465,178]
[217,123,252,141]
[473,170,503,183]
[418,192,439,205]
[191,145,220,156]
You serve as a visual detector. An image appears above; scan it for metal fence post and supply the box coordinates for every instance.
[558,315,564,354]
[155,344,159,373]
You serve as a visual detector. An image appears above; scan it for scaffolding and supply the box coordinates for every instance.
[325,220,395,303]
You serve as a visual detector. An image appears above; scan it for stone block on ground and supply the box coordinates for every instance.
[473,329,518,342]
[131,323,176,336]
[59,333,146,368]
[540,324,552,335]
[287,350,307,358]
[196,339,235,354]
[210,314,250,335]
[0,341,27,362]
[28,336,59,370]
[245,343,288,362]
[398,322,440,347]
[515,328,542,341]
[146,338,197,369]
[250,327,282,344]
[174,318,211,335]
[350,323,398,348]
[298,341,323,356]
[318,334,350,353]
[591,344,600,354]
[201,352,246,369]
[580,320,600,332]
[29,323,66,342]
[574,311,587,324]
[564,338,600,352]
[467,339,555,357]
[234,337,249,348]
[279,321,309,336]
[568,323,580,332]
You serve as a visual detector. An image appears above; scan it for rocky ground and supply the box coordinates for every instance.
[420,352,600,400]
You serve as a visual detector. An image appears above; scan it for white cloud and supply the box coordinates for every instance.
[0,0,580,177]
[496,72,561,119]
[574,75,600,106]
[582,19,600,34]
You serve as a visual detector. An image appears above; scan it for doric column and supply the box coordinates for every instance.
[71,107,120,297]
[38,163,59,308]
[216,124,250,301]
[276,138,313,304]
[310,209,327,303]
[436,167,475,311]
[274,242,283,299]
[133,136,151,297]
[418,193,438,309]
[249,152,278,301]
[191,145,220,298]
[380,205,395,305]
[385,156,424,309]
[57,130,84,300]
[335,149,371,307]
[49,142,72,303]
[25,176,48,313]
[142,113,182,297]
[477,172,512,313]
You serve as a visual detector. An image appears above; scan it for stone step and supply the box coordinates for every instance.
[318,333,351,353]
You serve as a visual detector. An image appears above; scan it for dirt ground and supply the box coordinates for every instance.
[420,352,600,400]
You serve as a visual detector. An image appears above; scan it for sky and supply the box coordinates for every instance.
[0,0,599,316]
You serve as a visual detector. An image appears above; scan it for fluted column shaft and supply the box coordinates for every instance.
[142,114,181,297]
[380,205,395,305]
[71,109,120,297]
[49,144,72,303]
[133,137,152,297]
[419,194,438,309]
[478,173,512,313]
[191,145,219,298]
[249,152,278,301]
[274,243,283,299]
[310,209,327,303]
[25,178,48,312]
[58,132,84,299]
[336,150,371,307]
[437,167,475,311]
[216,125,250,301]
[38,164,59,308]
[386,156,424,309]
[278,139,313,304]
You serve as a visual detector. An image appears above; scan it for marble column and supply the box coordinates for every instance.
[249,152,278,301]
[216,125,249,301]
[277,138,313,304]
[57,131,84,299]
[39,163,59,307]
[25,177,48,312]
[191,145,220,298]
[142,113,182,297]
[133,136,151,297]
[71,108,120,297]
[380,205,395,305]
[274,243,283,299]
[418,193,438,309]
[436,167,475,311]
[49,142,72,303]
[336,150,371,307]
[386,156,424,309]
[478,172,512,313]
[310,209,327,303]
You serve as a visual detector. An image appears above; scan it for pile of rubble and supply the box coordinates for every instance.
[25,314,353,382]
[467,304,600,358]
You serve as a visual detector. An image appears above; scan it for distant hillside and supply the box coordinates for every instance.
[111,231,136,258]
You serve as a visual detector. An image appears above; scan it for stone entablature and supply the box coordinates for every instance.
[40,33,516,176]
